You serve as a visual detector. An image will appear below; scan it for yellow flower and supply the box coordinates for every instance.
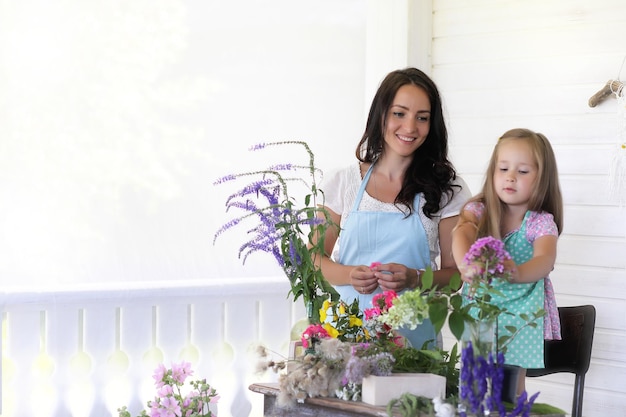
[339,303,346,315]
[322,323,340,339]
[349,316,363,327]
[319,299,332,322]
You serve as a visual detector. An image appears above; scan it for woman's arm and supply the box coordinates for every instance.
[311,206,379,292]
[434,215,463,286]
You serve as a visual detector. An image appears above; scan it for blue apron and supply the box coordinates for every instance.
[335,164,436,349]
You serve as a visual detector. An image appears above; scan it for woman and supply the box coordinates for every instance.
[315,67,471,349]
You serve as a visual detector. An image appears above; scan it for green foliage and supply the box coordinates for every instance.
[403,267,544,354]
[386,393,434,417]
[369,339,460,398]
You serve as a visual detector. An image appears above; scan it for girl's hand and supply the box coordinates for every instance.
[459,262,481,284]
[503,259,519,282]
[350,265,378,294]
[371,262,417,292]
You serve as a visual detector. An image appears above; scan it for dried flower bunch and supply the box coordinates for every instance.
[118,362,219,417]
[262,338,353,407]
[214,141,339,323]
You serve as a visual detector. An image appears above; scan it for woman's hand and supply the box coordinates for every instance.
[350,266,379,294]
[371,262,418,292]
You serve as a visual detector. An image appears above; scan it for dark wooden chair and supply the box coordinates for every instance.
[527,305,596,417]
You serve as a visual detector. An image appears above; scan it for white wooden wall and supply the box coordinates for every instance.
[430,0,626,415]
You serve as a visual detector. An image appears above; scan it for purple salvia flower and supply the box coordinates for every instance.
[268,163,294,171]
[224,179,276,207]
[213,174,237,185]
[509,390,527,416]
[249,143,267,151]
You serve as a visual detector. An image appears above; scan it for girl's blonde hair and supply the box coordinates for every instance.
[461,128,563,239]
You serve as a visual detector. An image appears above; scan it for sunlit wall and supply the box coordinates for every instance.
[0,0,367,289]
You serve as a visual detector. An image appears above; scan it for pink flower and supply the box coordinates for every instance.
[364,306,381,320]
[153,363,167,388]
[364,290,397,319]
[463,236,512,283]
[160,396,182,417]
[171,361,193,384]
[301,324,330,348]
[157,384,174,398]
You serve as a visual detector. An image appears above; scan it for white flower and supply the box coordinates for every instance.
[433,396,457,417]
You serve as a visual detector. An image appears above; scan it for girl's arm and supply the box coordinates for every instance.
[509,234,557,283]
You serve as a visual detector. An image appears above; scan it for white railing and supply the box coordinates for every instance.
[0,278,306,417]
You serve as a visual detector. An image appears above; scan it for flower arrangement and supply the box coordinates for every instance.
[118,362,219,417]
[213,141,339,323]
[255,291,458,409]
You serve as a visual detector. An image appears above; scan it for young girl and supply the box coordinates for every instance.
[452,128,563,388]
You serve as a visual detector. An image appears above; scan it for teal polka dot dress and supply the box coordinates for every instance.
[495,211,545,368]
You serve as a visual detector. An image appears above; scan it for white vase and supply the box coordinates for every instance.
[361,373,446,406]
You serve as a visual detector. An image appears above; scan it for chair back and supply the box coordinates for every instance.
[527,304,596,417]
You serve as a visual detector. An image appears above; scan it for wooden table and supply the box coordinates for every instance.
[249,382,566,417]
[249,382,392,417]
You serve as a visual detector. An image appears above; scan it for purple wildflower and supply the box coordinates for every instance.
[213,174,237,185]
[463,236,512,283]
[268,163,294,171]
[460,342,541,417]
[249,143,267,151]
[368,352,395,376]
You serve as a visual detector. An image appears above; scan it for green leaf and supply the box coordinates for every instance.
[428,300,449,334]
[504,325,517,334]
[421,268,434,289]
[449,311,466,341]
[450,293,463,309]
[449,272,462,291]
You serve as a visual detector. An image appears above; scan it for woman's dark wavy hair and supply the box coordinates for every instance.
[355,67,458,218]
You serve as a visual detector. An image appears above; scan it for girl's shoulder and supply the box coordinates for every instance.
[525,210,558,240]
[526,210,556,224]
[463,200,485,217]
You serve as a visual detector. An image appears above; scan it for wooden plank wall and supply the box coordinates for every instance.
[431,0,626,415]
